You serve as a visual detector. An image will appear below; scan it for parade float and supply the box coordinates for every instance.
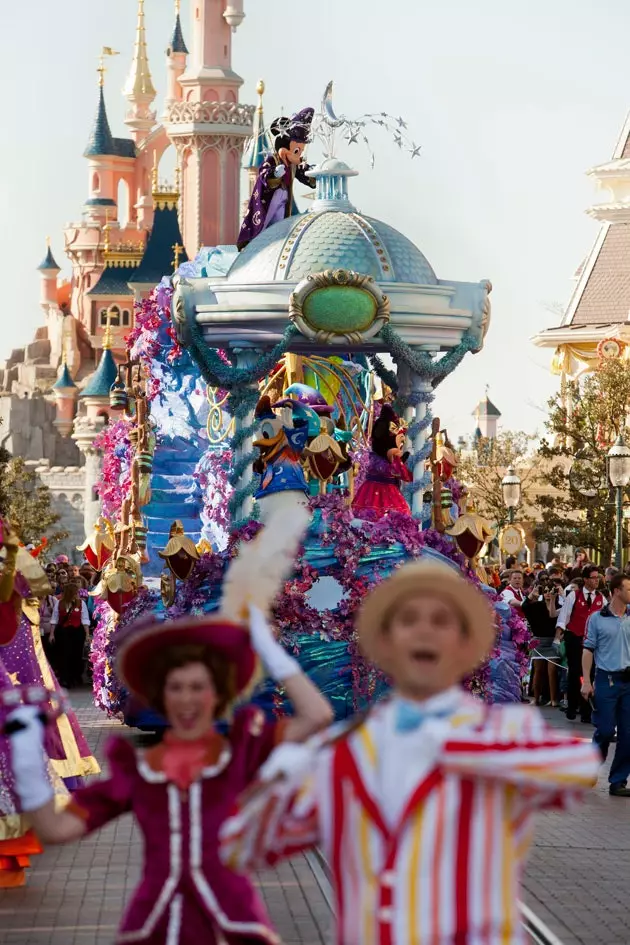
[87,88,532,728]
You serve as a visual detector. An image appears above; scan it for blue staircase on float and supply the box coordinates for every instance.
[143,434,205,577]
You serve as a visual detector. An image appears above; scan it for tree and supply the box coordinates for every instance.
[458,430,540,528]
[535,358,630,564]
[0,455,67,549]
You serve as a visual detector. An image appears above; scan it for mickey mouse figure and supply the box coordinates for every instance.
[237,106,316,250]
[352,404,412,518]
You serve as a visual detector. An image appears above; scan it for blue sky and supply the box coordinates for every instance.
[1,0,628,440]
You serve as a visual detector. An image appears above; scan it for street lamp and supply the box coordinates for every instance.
[501,466,521,525]
[607,435,630,569]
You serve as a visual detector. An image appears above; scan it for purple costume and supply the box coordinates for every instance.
[1,614,99,788]
[68,706,284,945]
[237,107,316,250]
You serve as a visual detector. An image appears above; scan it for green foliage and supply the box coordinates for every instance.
[534,358,630,563]
[458,430,540,528]
[0,454,67,549]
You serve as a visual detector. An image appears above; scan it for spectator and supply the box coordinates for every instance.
[500,569,525,610]
[556,565,605,722]
[573,548,589,568]
[505,555,517,571]
[522,573,561,706]
[582,573,630,796]
[51,581,90,689]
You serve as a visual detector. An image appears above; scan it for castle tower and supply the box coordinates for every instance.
[164,0,254,253]
[129,166,188,298]
[123,0,157,143]
[242,79,272,213]
[52,357,78,438]
[472,393,501,440]
[165,0,188,107]
[73,317,119,537]
[37,239,61,313]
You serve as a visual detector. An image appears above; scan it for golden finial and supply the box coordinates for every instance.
[256,79,265,112]
[103,209,111,253]
[46,235,51,248]
[98,46,120,87]
[103,307,117,350]
[175,0,181,12]
[172,243,183,271]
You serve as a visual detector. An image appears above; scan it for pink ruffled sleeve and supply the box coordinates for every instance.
[67,736,137,833]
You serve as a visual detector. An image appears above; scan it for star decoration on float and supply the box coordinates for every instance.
[310,81,421,168]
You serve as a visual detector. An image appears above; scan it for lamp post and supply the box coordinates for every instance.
[501,466,522,525]
[607,435,630,569]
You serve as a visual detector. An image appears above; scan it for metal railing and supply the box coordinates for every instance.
[308,848,564,945]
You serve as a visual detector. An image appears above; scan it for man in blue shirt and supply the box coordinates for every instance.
[582,572,630,796]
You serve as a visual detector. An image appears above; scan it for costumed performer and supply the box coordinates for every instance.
[5,504,333,944]
[352,403,412,518]
[0,536,99,790]
[0,524,69,888]
[220,560,600,945]
[237,107,316,250]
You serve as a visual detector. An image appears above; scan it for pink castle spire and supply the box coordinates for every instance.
[164,0,253,253]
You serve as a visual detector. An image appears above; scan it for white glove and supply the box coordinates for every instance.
[273,165,286,179]
[248,604,299,682]
[6,705,54,812]
[258,741,314,783]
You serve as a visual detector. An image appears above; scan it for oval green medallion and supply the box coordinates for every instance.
[302,286,377,333]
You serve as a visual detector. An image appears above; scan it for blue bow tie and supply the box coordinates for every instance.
[395,702,454,733]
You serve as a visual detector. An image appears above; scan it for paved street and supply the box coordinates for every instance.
[0,695,628,945]
[0,692,331,945]
[521,707,630,945]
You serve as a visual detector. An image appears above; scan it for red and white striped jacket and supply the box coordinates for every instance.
[221,692,599,945]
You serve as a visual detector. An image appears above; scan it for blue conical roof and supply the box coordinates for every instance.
[170,13,188,53]
[53,362,77,391]
[129,204,188,286]
[80,348,118,399]
[84,87,116,157]
[37,245,60,271]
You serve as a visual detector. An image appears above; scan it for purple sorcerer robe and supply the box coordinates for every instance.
[68,706,285,945]
[237,153,315,250]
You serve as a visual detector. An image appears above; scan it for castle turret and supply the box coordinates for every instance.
[472,393,501,440]
[84,54,136,227]
[52,358,78,438]
[165,0,188,107]
[37,239,61,312]
[73,317,119,536]
[164,0,254,253]
[123,0,157,142]
[128,167,188,298]
[242,79,272,212]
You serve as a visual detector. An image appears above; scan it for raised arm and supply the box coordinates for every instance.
[248,605,333,742]
[437,705,599,807]
[555,591,576,635]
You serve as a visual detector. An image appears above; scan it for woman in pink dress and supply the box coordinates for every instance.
[7,603,332,944]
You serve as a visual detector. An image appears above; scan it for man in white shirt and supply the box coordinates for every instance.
[500,569,525,609]
[555,565,605,722]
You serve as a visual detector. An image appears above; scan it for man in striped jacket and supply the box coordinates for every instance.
[221,560,599,945]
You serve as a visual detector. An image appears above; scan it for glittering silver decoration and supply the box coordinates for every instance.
[310,81,421,167]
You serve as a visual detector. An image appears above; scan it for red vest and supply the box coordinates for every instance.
[59,602,83,628]
[567,589,604,638]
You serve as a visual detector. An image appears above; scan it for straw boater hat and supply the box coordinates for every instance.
[357,559,496,676]
[117,500,311,710]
